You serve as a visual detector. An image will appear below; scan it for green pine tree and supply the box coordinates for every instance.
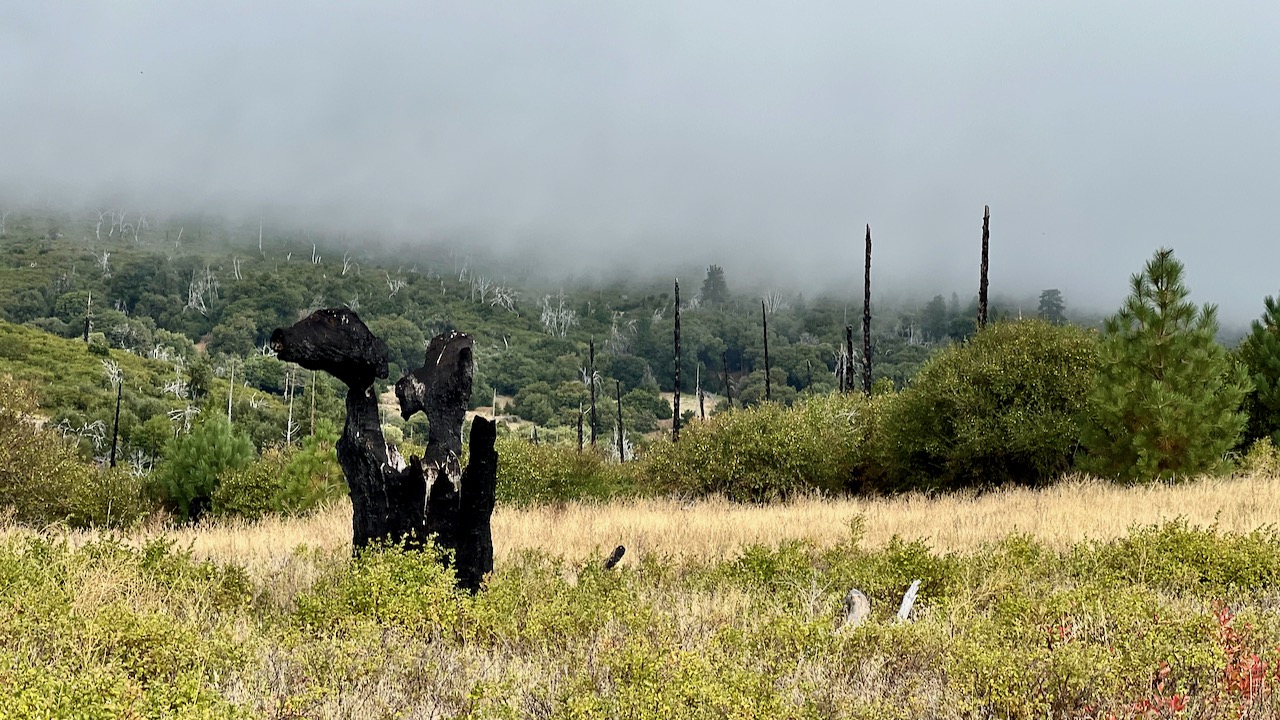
[1037,289,1066,324]
[700,265,728,306]
[156,415,254,517]
[1238,294,1280,445]
[1080,249,1248,481]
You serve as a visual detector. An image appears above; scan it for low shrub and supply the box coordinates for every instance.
[496,436,634,506]
[642,392,884,501]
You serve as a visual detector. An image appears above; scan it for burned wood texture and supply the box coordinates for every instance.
[978,205,990,330]
[272,309,497,592]
[672,278,682,442]
[862,224,873,396]
[270,308,389,388]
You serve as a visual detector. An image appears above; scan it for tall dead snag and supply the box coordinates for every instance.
[761,300,772,402]
[615,380,625,462]
[862,224,873,396]
[722,350,733,409]
[589,339,598,447]
[109,381,121,468]
[672,279,682,442]
[271,308,498,592]
[978,205,990,330]
[843,325,855,394]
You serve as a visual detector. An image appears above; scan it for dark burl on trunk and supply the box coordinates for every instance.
[271,308,497,592]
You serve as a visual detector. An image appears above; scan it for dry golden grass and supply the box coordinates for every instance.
[11,471,1276,581]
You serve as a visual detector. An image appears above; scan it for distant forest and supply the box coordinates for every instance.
[0,208,1090,438]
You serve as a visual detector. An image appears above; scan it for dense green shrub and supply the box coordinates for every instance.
[212,428,346,519]
[1081,249,1248,481]
[878,319,1098,491]
[154,415,254,518]
[0,374,100,526]
[643,392,884,501]
[496,436,633,506]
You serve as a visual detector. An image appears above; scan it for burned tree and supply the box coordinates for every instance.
[673,279,682,442]
[978,205,990,330]
[271,308,498,592]
[589,339,599,447]
[762,300,771,402]
[862,224,873,396]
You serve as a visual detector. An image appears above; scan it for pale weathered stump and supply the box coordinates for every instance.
[271,308,497,592]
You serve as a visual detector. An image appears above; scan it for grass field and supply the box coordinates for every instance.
[5,474,1280,718]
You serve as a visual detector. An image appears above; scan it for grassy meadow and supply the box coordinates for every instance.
[6,475,1280,718]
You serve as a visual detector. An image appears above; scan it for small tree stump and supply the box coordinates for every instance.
[271,309,497,592]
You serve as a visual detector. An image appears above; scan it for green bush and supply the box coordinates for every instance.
[879,319,1099,491]
[0,374,100,527]
[154,415,254,518]
[496,436,632,506]
[643,392,884,501]
[212,429,346,520]
[67,465,152,529]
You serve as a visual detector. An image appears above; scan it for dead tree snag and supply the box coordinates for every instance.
[271,308,497,592]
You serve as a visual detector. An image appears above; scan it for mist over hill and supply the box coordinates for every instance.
[2,2,1278,321]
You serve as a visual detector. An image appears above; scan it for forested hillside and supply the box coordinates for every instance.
[0,208,1038,443]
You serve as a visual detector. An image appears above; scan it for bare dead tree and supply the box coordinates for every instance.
[96,250,111,278]
[697,365,706,420]
[761,299,771,402]
[489,285,518,313]
[722,350,733,410]
[763,289,787,314]
[311,244,321,265]
[341,252,358,276]
[385,272,407,299]
[862,224,873,396]
[589,339,599,447]
[577,404,584,452]
[539,292,577,337]
[84,291,92,342]
[844,326,855,394]
[978,205,990,330]
[673,279,682,442]
[231,257,243,281]
[615,380,625,461]
[109,381,122,468]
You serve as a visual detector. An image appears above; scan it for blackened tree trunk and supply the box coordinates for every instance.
[673,279,682,442]
[109,381,121,468]
[722,350,733,409]
[844,325,855,394]
[615,379,625,462]
[862,224,873,396]
[589,340,598,447]
[83,292,92,343]
[697,365,706,420]
[978,205,990,330]
[762,300,771,402]
[271,309,498,592]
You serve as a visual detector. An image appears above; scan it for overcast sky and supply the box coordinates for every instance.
[2,2,1278,319]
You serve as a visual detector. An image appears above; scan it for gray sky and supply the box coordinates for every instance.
[2,2,1278,320]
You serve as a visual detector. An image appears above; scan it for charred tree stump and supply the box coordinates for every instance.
[271,308,498,592]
